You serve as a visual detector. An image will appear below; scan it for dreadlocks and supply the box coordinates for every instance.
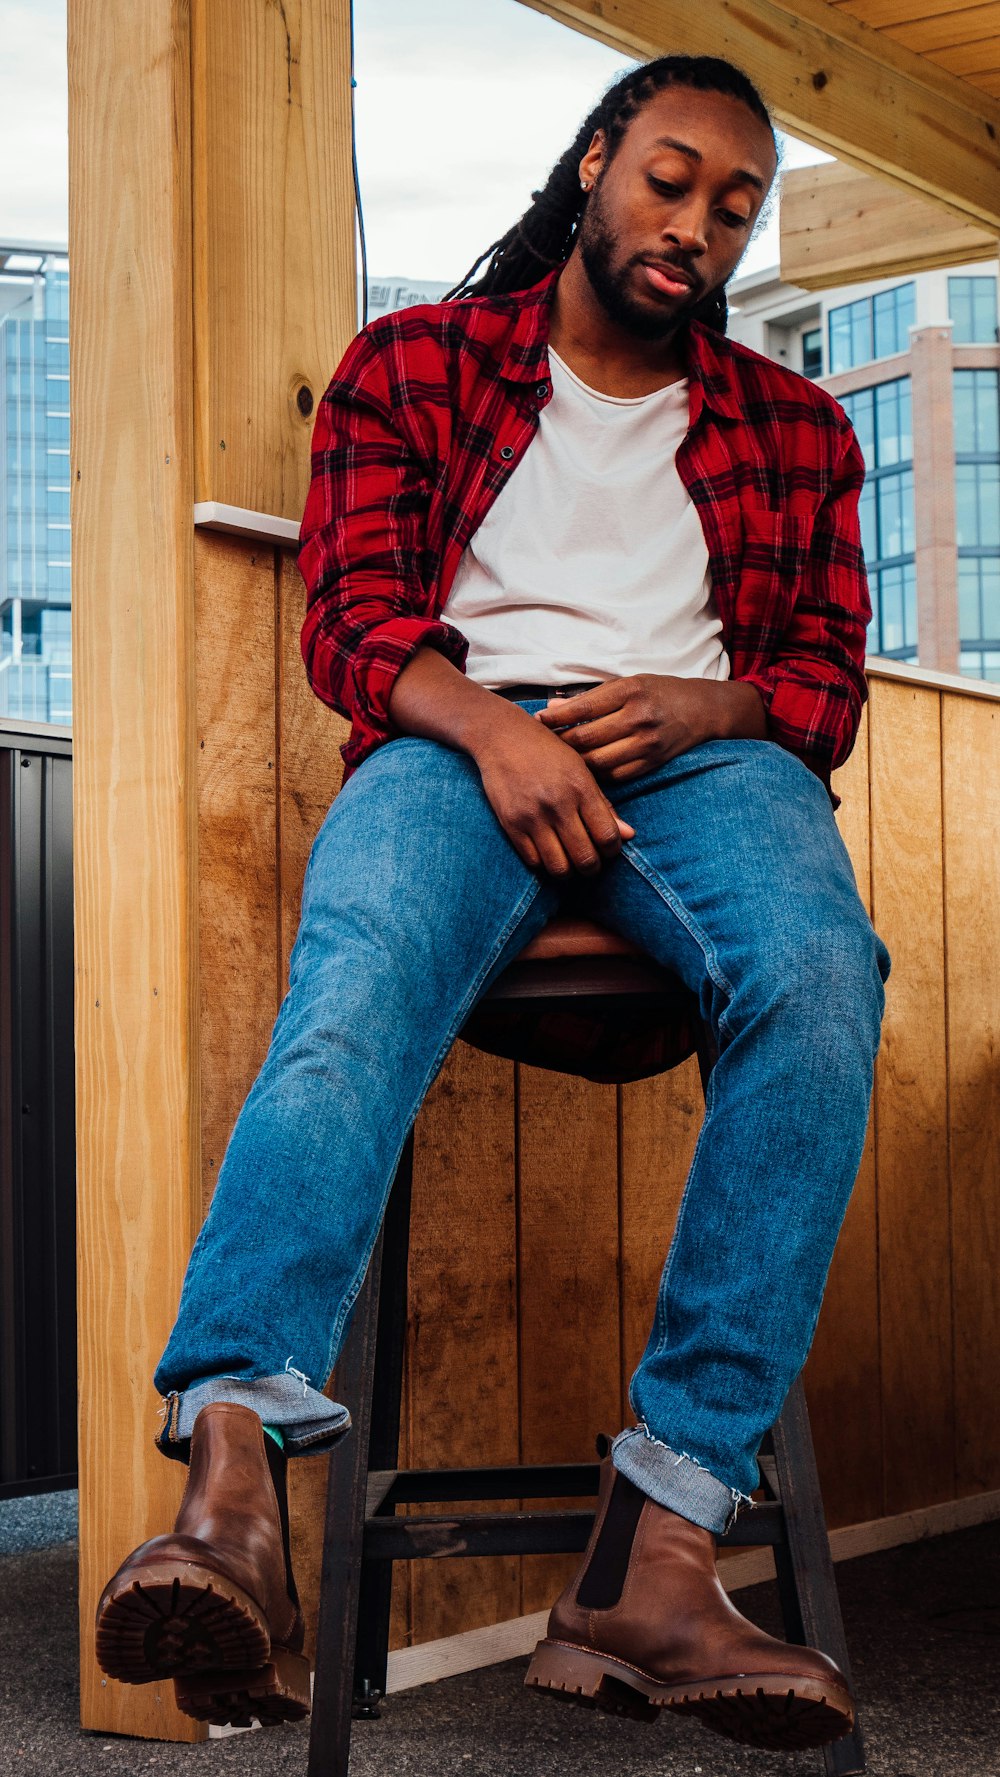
[443,54,780,336]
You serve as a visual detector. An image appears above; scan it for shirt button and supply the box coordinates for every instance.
[499,444,514,460]
[535,382,549,399]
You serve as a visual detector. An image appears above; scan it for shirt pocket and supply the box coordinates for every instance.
[739,507,815,635]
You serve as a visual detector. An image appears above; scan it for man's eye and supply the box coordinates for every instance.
[649,177,750,228]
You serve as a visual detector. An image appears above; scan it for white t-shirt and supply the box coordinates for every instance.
[440,344,731,688]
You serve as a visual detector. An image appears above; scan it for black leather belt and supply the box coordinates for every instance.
[495,680,603,700]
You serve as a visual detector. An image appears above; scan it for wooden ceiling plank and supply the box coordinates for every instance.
[930,39,1000,71]
[513,0,1000,231]
[832,0,994,23]
[892,4,1000,54]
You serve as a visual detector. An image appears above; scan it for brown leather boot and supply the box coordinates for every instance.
[525,1453,855,1751]
[94,1401,310,1727]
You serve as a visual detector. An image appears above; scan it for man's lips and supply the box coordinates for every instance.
[640,260,698,297]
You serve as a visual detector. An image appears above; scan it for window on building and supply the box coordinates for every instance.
[828,283,915,374]
[954,368,1000,680]
[948,276,999,345]
[873,284,916,359]
[801,328,822,379]
[841,377,917,661]
[20,609,43,657]
[0,257,72,723]
[829,299,870,376]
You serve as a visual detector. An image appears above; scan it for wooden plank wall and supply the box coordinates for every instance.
[193,569,999,1657]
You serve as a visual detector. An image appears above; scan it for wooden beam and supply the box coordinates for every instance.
[513,0,1000,231]
[69,0,356,1742]
[192,0,357,520]
[780,161,998,288]
[69,0,202,1743]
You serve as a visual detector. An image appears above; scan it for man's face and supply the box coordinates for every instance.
[574,86,777,341]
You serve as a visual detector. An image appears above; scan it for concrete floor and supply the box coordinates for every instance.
[1,1490,998,1777]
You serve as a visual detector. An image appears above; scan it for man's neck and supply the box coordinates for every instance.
[546,256,689,399]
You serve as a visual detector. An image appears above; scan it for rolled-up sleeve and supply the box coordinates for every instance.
[739,421,872,811]
[297,327,469,770]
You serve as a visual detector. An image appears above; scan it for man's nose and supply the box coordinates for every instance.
[661,203,708,255]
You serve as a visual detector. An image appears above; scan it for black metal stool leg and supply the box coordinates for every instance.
[771,1374,867,1776]
[352,1130,415,1713]
[306,1138,411,1777]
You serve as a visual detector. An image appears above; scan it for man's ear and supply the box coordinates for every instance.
[579,127,606,189]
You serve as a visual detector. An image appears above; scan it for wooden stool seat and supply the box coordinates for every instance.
[511,912,648,961]
[305,917,867,1777]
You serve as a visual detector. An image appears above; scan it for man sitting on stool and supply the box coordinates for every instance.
[95,51,890,1753]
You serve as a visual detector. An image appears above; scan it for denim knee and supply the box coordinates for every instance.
[740,917,890,1049]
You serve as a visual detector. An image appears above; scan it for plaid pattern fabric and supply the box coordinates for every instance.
[296,265,872,1083]
[298,262,871,811]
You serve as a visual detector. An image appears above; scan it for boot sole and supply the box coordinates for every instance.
[95,1560,270,1685]
[525,1637,856,1750]
[174,1648,312,1728]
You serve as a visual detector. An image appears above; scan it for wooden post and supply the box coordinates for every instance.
[69,0,356,1740]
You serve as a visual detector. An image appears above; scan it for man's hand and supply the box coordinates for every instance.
[533,674,767,783]
[385,645,634,877]
[470,711,635,878]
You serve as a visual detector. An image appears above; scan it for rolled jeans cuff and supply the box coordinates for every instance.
[611,1425,755,1536]
[155,1373,352,1463]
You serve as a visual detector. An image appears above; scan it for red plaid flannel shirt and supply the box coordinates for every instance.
[299,263,871,811]
[296,266,872,1082]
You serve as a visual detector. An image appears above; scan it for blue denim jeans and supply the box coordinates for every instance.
[153,700,891,1535]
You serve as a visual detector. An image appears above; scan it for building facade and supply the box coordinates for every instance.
[727,257,1000,683]
[359,273,454,325]
[0,243,71,725]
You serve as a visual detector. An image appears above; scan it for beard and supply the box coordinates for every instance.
[577,180,712,342]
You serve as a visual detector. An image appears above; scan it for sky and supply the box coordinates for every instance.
[0,0,832,283]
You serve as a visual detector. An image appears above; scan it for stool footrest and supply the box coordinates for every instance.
[365,1508,598,1561]
[360,1499,786,1562]
[367,1461,602,1511]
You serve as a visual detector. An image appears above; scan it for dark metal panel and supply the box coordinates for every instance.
[0,730,76,1494]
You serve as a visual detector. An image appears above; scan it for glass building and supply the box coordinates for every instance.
[828,281,917,374]
[839,378,917,663]
[1,243,71,725]
[728,255,1000,681]
[954,368,1000,678]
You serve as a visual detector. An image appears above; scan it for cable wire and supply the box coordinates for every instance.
[349,0,368,328]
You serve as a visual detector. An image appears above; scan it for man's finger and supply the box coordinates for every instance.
[580,739,649,775]
[534,830,575,878]
[536,681,626,724]
[555,809,605,875]
[550,712,627,753]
